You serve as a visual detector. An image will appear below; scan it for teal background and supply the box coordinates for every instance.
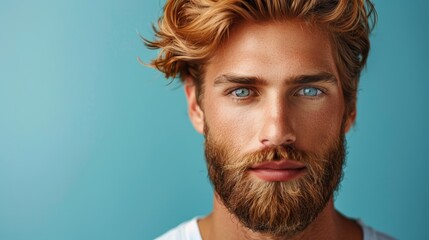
[1,0,428,239]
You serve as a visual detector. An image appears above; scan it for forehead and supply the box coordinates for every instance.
[205,20,339,85]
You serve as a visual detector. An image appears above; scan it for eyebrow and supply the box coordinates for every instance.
[290,72,337,85]
[213,72,337,86]
[214,74,267,86]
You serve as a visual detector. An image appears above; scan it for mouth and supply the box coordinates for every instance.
[248,160,306,182]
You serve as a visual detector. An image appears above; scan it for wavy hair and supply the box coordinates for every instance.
[145,0,377,114]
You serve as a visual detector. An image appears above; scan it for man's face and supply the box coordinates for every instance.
[186,20,354,237]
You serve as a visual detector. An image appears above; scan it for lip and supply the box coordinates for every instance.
[250,160,306,170]
[248,160,306,182]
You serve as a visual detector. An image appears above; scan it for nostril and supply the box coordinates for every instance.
[259,120,296,147]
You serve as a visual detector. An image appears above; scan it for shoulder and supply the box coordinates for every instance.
[155,217,202,240]
[358,221,396,240]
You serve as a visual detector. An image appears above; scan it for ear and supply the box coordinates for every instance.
[344,108,357,133]
[184,78,205,134]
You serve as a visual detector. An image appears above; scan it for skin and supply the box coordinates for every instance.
[184,20,360,240]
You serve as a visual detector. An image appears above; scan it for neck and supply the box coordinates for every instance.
[198,194,362,240]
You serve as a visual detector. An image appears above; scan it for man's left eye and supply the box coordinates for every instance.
[297,87,323,97]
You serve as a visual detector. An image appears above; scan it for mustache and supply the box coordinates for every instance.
[221,145,326,172]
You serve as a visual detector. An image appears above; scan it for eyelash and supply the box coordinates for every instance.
[227,87,257,101]
[294,87,326,97]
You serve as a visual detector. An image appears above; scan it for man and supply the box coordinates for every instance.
[146,0,394,239]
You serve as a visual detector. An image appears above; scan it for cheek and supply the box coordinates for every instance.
[204,103,258,146]
[293,99,344,152]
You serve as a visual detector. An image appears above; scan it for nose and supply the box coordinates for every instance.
[259,98,296,147]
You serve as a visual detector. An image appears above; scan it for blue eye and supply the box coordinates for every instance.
[298,87,322,97]
[232,88,251,97]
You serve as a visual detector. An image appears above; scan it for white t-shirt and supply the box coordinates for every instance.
[155,217,395,240]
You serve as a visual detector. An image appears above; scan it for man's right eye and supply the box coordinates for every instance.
[231,88,251,98]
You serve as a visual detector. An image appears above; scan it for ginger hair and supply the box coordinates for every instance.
[145,0,377,115]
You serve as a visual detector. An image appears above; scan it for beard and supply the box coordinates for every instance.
[204,125,346,238]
